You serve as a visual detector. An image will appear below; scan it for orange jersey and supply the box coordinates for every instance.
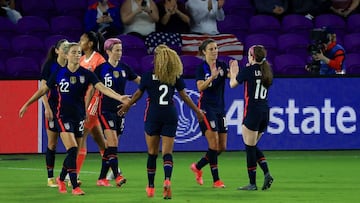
[80,51,106,115]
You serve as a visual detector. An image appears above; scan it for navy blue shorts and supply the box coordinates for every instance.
[57,118,85,138]
[46,118,60,132]
[243,108,269,132]
[199,106,227,134]
[99,111,125,136]
[145,121,177,137]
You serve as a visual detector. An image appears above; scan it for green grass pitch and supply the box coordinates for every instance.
[0,151,359,203]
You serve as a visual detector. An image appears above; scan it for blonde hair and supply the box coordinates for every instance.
[63,42,80,54]
[154,44,183,86]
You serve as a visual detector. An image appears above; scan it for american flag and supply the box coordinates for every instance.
[181,33,244,60]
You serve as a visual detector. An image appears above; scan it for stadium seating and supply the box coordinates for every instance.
[50,16,84,39]
[6,56,41,79]
[20,0,55,20]
[277,33,309,60]
[140,55,155,73]
[281,14,314,37]
[43,35,75,50]
[53,0,87,21]
[343,33,360,54]
[244,33,278,62]
[0,36,12,61]
[16,16,50,38]
[11,35,45,63]
[347,14,360,33]
[121,55,142,75]
[180,55,203,78]
[0,16,16,40]
[217,14,249,41]
[117,34,148,58]
[274,54,308,75]
[249,15,281,37]
[314,14,346,39]
[345,53,360,74]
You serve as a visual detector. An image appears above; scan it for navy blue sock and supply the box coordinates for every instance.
[245,145,257,185]
[147,154,157,187]
[107,147,119,178]
[208,148,219,182]
[163,154,173,180]
[46,147,56,178]
[98,148,110,179]
[65,147,78,189]
[256,146,269,175]
[196,153,209,170]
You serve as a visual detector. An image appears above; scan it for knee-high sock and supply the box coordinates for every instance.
[46,147,56,178]
[196,153,209,170]
[98,148,110,179]
[107,147,120,177]
[60,147,78,188]
[163,154,173,180]
[147,154,157,187]
[255,146,269,176]
[208,148,219,182]
[245,145,257,185]
[76,147,87,175]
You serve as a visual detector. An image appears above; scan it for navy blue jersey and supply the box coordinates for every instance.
[236,64,269,109]
[41,60,63,112]
[140,71,185,108]
[46,66,100,120]
[195,60,228,113]
[94,61,138,112]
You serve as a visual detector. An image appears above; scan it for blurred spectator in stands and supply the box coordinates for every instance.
[253,0,288,20]
[330,0,360,18]
[0,0,22,23]
[121,0,159,40]
[291,0,332,20]
[156,0,190,33]
[85,0,123,39]
[185,0,225,35]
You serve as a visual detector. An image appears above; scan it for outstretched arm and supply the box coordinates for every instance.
[178,90,204,122]
[19,84,50,118]
[94,82,130,104]
[118,89,144,116]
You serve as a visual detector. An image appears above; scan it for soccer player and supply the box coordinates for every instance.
[76,31,107,181]
[190,39,228,188]
[229,45,274,191]
[40,39,68,187]
[118,44,204,199]
[94,38,141,187]
[19,42,130,195]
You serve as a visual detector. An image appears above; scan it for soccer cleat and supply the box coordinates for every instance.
[146,186,155,198]
[237,184,258,191]
[96,178,112,187]
[262,174,274,190]
[213,180,225,188]
[56,177,67,193]
[47,177,58,188]
[115,175,127,187]
[163,180,172,200]
[190,163,203,185]
[72,187,85,195]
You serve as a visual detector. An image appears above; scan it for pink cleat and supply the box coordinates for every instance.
[72,187,85,195]
[56,177,67,193]
[146,186,155,197]
[190,163,203,185]
[96,178,112,187]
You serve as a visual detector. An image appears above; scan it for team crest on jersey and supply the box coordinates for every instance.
[219,69,224,76]
[80,76,85,84]
[121,70,126,78]
[113,71,120,78]
[49,121,54,128]
[70,76,77,84]
[108,120,115,127]
[64,122,70,130]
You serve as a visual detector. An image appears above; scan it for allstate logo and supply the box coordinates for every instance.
[173,88,202,144]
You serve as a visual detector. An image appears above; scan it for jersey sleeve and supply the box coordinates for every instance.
[195,63,205,81]
[46,69,58,89]
[87,70,101,86]
[236,66,251,84]
[175,75,186,91]
[40,60,53,80]
[123,63,138,81]
[138,72,150,92]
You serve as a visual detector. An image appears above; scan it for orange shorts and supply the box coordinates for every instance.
[84,114,100,129]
